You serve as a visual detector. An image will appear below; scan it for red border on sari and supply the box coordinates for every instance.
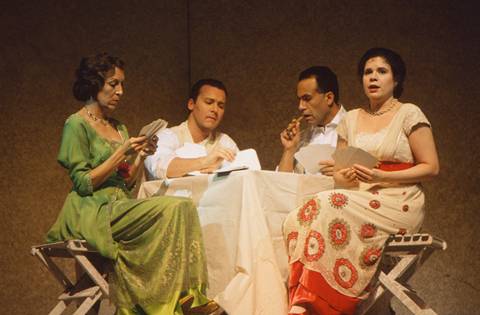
[289,261,360,315]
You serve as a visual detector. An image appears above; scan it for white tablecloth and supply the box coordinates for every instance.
[138,170,333,315]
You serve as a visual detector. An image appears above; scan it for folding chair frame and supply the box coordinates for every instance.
[357,233,447,315]
[31,240,110,315]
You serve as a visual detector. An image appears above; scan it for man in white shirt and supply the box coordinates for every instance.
[278,66,346,175]
[145,78,239,180]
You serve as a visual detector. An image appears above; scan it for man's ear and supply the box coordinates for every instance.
[187,98,195,111]
[325,91,335,107]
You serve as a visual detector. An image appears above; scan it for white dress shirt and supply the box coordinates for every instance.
[144,121,238,180]
[295,106,347,173]
[304,105,346,147]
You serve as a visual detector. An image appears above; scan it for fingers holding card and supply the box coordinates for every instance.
[333,147,378,170]
[139,119,168,139]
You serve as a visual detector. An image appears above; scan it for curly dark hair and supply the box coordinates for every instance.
[73,53,125,101]
[357,47,406,98]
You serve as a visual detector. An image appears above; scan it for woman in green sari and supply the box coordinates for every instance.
[46,53,218,315]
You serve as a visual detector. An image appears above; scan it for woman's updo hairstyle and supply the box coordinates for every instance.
[73,53,125,101]
[357,47,406,98]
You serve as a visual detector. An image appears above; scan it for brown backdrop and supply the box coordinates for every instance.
[1,1,479,314]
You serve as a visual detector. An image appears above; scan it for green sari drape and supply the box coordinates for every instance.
[47,114,209,314]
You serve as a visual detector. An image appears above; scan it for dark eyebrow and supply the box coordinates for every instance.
[298,93,311,99]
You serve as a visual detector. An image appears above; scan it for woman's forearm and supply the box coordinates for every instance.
[378,162,439,184]
[356,126,440,185]
[89,149,127,188]
[125,154,145,187]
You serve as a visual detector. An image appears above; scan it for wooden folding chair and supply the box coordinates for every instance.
[357,233,447,315]
[31,240,111,315]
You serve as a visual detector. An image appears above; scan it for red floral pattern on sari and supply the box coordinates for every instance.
[328,219,351,249]
[304,230,325,262]
[360,246,382,269]
[329,193,349,209]
[287,231,298,260]
[297,199,319,226]
[369,199,381,209]
[360,223,377,240]
[334,258,358,289]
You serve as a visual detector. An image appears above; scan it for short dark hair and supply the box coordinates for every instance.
[298,66,339,103]
[189,78,227,102]
[358,47,406,98]
[73,52,125,101]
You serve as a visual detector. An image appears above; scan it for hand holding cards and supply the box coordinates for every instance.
[122,119,168,156]
[332,147,378,170]
[294,144,335,174]
[138,118,168,139]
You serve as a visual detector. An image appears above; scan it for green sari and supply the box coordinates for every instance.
[46,114,209,314]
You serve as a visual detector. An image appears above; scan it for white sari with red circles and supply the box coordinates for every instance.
[283,103,431,304]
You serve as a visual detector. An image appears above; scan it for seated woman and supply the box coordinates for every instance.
[46,53,217,315]
[283,47,439,315]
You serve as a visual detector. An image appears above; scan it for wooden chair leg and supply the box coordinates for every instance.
[356,234,446,315]
[48,300,69,315]
[75,259,102,315]
[32,241,112,315]
[72,289,103,315]
[33,247,74,289]
[378,272,438,315]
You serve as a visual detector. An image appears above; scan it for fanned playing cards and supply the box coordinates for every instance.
[123,119,168,155]
[294,144,335,174]
[138,118,168,139]
[332,147,378,170]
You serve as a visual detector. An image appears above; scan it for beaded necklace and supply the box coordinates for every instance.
[85,107,110,126]
[365,99,398,116]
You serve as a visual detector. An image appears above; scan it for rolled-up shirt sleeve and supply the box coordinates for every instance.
[219,134,239,153]
[144,129,180,180]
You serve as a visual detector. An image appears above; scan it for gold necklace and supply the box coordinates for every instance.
[85,107,110,126]
[365,99,398,116]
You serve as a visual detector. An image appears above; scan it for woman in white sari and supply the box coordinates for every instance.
[283,47,439,315]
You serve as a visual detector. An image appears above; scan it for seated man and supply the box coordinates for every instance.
[145,78,238,180]
[278,66,346,175]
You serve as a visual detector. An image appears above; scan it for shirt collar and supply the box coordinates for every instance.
[182,120,217,144]
[311,105,347,132]
[329,105,346,127]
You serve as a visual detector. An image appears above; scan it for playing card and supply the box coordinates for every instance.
[139,118,168,139]
[333,146,378,169]
[294,144,335,174]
